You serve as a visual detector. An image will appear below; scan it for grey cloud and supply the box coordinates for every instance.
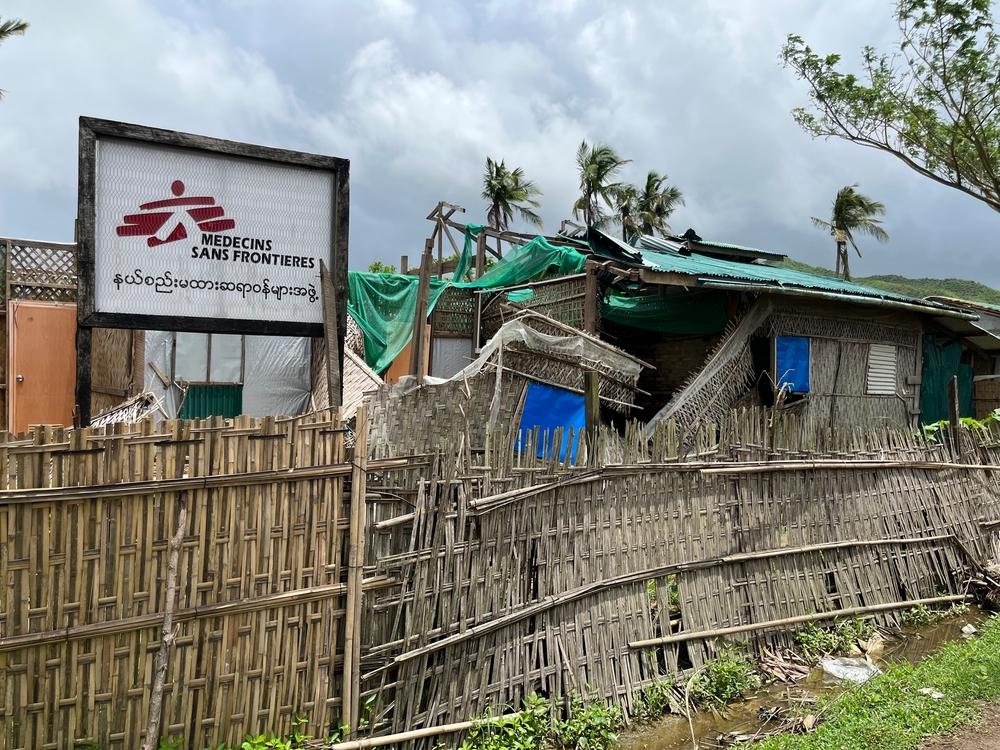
[1,0,997,284]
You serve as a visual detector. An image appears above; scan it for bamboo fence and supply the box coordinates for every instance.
[0,408,412,750]
[360,409,1000,740]
[4,405,1000,748]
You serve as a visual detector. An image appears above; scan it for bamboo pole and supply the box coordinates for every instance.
[140,496,187,750]
[700,459,1000,475]
[628,594,970,649]
[0,457,411,505]
[949,374,965,461]
[0,575,397,652]
[409,241,432,378]
[321,259,342,408]
[342,404,369,732]
[583,259,599,335]
[327,712,520,750]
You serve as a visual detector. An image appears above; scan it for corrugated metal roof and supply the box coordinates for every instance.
[636,235,958,311]
[685,237,787,261]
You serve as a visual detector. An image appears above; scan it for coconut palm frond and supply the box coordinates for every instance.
[0,18,28,41]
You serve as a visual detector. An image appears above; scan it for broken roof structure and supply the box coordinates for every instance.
[360,208,1000,446]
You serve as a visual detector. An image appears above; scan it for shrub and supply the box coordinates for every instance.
[459,693,551,750]
[553,694,623,750]
[690,646,761,706]
[633,679,678,723]
[459,692,624,750]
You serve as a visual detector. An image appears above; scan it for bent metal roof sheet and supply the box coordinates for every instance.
[635,235,961,313]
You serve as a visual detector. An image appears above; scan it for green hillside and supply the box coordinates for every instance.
[776,258,1000,308]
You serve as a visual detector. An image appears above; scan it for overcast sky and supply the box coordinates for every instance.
[1,0,997,284]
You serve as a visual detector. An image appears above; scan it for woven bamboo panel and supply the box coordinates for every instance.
[90,328,139,415]
[480,277,586,340]
[652,300,922,434]
[431,287,475,337]
[366,371,527,457]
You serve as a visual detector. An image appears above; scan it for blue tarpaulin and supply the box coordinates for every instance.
[517,381,585,463]
[775,335,810,393]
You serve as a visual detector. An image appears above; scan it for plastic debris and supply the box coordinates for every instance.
[820,656,881,684]
[918,687,945,699]
[961,623,978,636]
[859,632,886,655]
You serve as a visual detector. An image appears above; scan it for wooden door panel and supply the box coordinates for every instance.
[9,301,77,433]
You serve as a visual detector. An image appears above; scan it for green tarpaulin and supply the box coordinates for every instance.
[348,229,588,373]
[601,288,728,335]
[919,335,973,424]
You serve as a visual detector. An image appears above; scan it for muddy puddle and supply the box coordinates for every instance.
[620,607,990,750]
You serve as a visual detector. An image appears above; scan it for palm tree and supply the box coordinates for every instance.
[613,171,685,242]
[812,185,889,280]
[612,183,640,241]
[0,17,28,99]
[573,141,630,227]
[481,157,543,231]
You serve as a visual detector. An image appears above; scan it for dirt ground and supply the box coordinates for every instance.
[921,704,1000,750]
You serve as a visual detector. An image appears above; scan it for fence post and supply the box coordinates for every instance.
[342,404,369,733]
[321,259,342,408]
[409,242,432,379]
[948,374,963,460]
[583,260,599,335]
[584,370,600,462]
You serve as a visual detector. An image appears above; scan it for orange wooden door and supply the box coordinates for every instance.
[9,301,77,433]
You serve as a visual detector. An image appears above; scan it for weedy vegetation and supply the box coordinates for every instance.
[689,645,762,706]
[900,601,969,627]
[743,616,1000,750]
[795,618,874,658]
[458,693,624,750]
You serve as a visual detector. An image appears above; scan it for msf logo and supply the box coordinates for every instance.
[116,180,236,247]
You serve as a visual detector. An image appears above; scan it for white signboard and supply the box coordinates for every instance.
[92,137,333,325]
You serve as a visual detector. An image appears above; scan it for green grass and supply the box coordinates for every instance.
[743,615,1000,750]
[775,259,1000,307]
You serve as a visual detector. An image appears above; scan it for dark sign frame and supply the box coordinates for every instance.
[76,116,349,422]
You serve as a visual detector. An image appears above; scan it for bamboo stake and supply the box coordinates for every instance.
[628,594,970,649]
[342,404,369,732]
[141,496,187,750]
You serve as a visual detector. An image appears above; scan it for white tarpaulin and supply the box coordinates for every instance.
[144,331,311,419]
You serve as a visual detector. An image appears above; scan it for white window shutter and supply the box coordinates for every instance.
[866,344,897,395]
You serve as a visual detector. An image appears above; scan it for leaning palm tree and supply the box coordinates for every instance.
[0,17,28,99]
[636,170,684,238]
[613,171,684,243]
[612,183,640,241]
[481,157,543,231]
[812,185,889,280]
[573,141,630,227]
